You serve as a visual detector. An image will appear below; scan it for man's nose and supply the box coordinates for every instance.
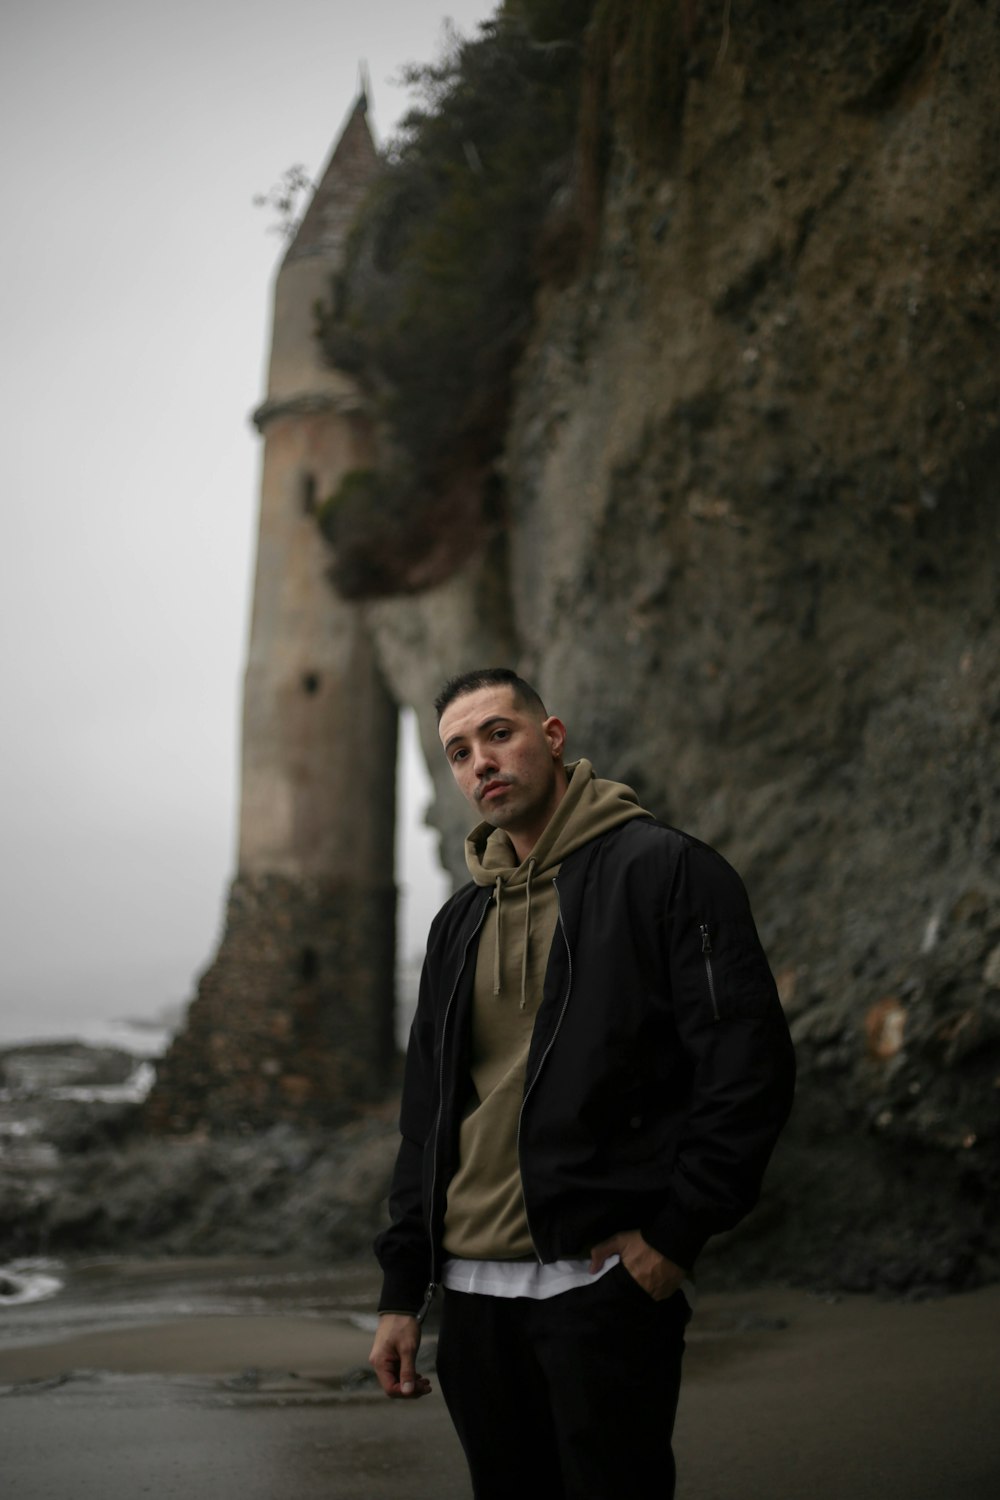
[472,743,498,777]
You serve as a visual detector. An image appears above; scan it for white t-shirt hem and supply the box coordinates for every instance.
[442,1254,696,1308]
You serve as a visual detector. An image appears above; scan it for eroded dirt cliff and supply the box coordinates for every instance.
[364,1,1000,1289]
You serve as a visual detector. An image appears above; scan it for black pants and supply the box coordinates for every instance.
[435,1265,691,1500]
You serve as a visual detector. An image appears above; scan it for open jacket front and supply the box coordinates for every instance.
[375,818,796,1316]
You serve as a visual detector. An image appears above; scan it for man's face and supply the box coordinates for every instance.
[438,686,567,851]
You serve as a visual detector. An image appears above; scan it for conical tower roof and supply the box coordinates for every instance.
[284,93,379,266]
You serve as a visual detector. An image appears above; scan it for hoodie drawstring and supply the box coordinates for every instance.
[492,859,536,1009]
[492,875,503,997]
[520,859,536,1011]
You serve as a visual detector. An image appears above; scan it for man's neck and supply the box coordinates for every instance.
[508,775,569,864]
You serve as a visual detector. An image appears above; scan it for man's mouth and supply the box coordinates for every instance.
[478,779,510,803]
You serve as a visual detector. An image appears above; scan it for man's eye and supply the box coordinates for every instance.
[452,748,468,763]
[492,729,510,741]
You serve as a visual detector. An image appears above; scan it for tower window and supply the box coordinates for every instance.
[299,946,320,981]
[301,472,317,515]
[302,671,321,695]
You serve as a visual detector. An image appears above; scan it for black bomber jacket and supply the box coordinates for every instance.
[375,818,796,1317]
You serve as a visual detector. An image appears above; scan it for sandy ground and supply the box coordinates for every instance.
[1,1267,998,1499]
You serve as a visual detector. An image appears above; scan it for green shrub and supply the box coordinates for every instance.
[316,4,595,595]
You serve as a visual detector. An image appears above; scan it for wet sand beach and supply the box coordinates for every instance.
[1,1261,998,1499]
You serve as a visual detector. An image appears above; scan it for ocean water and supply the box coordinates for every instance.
[0,1258,383,1350]
[0,1010,175,1056]
[0,1015,174,1308]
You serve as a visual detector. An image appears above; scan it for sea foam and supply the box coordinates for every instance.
[0,1259,64,1306]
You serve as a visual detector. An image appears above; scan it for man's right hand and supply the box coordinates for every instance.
[368,1313,433,1399]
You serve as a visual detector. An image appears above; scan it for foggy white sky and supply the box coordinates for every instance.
[0,0,497,1043]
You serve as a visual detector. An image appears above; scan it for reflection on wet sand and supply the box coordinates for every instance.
[1,1263,998,1500]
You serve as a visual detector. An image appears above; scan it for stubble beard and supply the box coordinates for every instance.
[475,777,518,829]
[475,765,556,836]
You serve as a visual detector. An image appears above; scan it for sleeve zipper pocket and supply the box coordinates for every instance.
[700,923,721,1022]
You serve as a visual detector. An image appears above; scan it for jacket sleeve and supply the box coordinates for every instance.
[373,948,440,1316]
[641,841,796,1272]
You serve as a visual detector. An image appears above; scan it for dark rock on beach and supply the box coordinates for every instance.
[1,1039,996,1294]
[0,1041,399,1263]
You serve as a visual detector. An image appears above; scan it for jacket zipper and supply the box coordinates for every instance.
[415,1279,436,1325]
[425,896,492,1303]
[700,922,720,1022]
[516,874,574,1262]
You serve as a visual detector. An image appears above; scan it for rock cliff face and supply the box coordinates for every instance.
[364,1,999,1288]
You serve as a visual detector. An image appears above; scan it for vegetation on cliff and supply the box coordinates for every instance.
[316,1,601,596]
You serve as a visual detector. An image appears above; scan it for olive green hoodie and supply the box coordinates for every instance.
[442,760,651,1261]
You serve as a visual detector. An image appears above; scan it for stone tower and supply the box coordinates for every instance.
[147,96,399,1132]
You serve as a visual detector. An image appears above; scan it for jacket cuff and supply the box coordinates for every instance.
[640,1202,712,1274]
[377,1269,430,1319]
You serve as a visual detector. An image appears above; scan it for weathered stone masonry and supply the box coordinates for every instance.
[146,98,398,1132]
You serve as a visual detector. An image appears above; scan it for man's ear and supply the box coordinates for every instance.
[542,715,567,760]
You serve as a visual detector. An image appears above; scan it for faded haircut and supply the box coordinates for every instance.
[434,668,547,722]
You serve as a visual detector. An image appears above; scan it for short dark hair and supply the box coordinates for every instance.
[434,668,547,721]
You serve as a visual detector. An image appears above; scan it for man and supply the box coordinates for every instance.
[370,668,795,1498]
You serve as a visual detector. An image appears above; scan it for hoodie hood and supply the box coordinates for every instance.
[465,759,651,888]
[463,759,652,1011]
